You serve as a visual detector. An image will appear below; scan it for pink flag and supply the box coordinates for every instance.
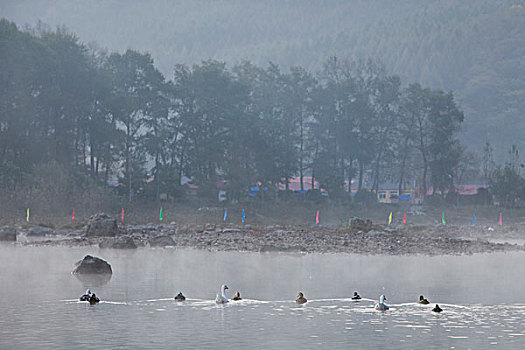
[121,208,125,222]
[71,209,75,222]
[499,212,502,226]
[403,212,406,224]
[316,210,320,225]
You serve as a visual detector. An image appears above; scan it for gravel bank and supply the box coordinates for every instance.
[8,221,525,256]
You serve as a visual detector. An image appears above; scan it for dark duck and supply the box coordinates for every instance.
[80,289,91,301]
[174,292,186,301]
[418,295,430,304]
[89,293,100,305]
[296,292,307,304]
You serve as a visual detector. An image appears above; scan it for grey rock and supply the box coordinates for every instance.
[27,226,54,236]
[145,223,159,231]
[0,226,16,241]
[73,255,112,274]
[148,235,176,247]
[259,244,280,252]
[99,236,137,249]
[274,229,289,234]
[222,228,241,233]
[86,213,119,237]
[350,217,372,231]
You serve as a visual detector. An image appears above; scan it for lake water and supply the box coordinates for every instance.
[1,245,524,349]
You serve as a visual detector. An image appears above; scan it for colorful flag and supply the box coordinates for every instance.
[472,214,475,225]
[242,209,245,223]
[316,210,320,225]
[71,209,75,222]
[403,212,407,224]
[442,212,446,225]
[223,209,228,222]
[159,207,163,221]
[121,208,125,222]
[499,212,502,226]
[388,212,392,225]
[26,208,30,223]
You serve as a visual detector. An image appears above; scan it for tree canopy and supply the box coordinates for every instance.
[0,18,495,210]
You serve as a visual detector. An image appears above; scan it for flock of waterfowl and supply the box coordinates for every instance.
[78,286,443,312]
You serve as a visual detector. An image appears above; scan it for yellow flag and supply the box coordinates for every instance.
[26,208,30,222]
[388,212,392,225]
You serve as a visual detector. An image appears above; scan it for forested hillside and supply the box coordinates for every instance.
[2,0,524,156]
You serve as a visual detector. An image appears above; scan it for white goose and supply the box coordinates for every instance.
[375,295,389,311]
[215,284,229,304]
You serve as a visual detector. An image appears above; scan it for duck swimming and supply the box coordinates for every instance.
[174,292,186,301]
[215,284,229,304]
[296,292,307,304]
[232,291,242,301]
[418,295,430,304]
[89,293,100,305]
[375,295,389,311]
[351,291,361,300]
[432,304,443,313]
[80,289,91,301]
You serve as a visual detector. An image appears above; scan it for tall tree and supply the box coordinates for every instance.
[427,90,464,195]
[107,50,161,201]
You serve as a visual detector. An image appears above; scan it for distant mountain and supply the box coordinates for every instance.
[2,0,524,158]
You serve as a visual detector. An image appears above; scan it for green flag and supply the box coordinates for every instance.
[442,212,446,225]
[159,207,163,221]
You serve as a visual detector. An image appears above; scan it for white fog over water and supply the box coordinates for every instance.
[1,245,524,349]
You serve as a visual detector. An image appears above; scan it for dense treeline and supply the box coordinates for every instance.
[2,0,524,157]
[0,19,469,206]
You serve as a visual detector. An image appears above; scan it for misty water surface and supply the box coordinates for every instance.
[1,245,524,349]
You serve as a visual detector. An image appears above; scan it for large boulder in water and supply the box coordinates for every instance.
[74,271,112,287]
[27,225,54,236]
[85,213,120,237]
[73,255,112,274]
[99,236,137,249]
[148,235,176,247]
[0,226,16,241]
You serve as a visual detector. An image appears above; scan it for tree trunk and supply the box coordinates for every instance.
[126,123,132,202]
[155,150,160,201]
[90,139,95,178]
[358,160,364,192]
[312,141,319,190]
[347,157,353,194]
[398,158,406,196]
[299,118,304,191]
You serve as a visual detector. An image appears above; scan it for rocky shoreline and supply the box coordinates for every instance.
[1,213,524,256]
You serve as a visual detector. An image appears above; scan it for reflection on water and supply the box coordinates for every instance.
[1,246,525,349]
[74,273,112,287]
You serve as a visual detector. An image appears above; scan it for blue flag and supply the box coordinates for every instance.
[224,209,228,222]
[472,214,475,225]
[242,209,245,223]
